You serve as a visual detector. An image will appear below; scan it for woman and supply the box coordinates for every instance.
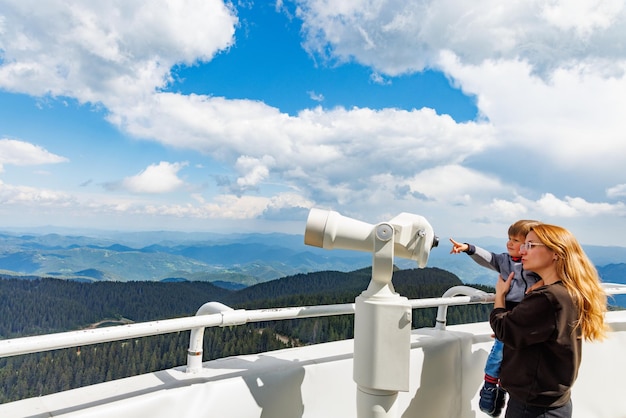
[490,223,607,418]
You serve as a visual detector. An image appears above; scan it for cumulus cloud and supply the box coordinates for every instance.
[461,193,626,240]
[0,138,68,172]
[495,193,626,220]
[296,0,626,75]
[534,193,626,217]
[487,199,529,220]
[292,1,626,176]
[119,161,188,194]
[607,184,626,198]
[439,53,626,172]
[2,0,626,244]
[109,93,495,200]
[0,0,237,102]
[307,90,324,102]
[0,179,74,206]
[234,155,274,192]
[406,164,505,204]
[540,0,623,36]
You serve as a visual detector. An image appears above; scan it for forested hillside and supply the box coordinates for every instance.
[0,267,490,403]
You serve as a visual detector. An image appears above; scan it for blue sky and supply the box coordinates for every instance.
[1,0,626,247]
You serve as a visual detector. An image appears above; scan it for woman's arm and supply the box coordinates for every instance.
[490,291,557,348]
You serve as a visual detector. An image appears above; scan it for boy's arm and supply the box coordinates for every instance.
[449,238,469,254]
[468,245,500,272]
[450,238,499,272]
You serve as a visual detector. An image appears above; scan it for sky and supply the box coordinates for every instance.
[1,0,626,247]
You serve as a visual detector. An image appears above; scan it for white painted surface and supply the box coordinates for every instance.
[2,310,625,418]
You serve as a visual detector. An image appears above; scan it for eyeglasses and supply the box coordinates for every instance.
[520,242,545,252]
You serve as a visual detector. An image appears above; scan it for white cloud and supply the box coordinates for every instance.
[439,53,626,172]
[290,0,626,180]
[103,92,496,206]
[487,199,528,220]
[291,0,626,181]
[0,174,294,223]
[540,0,623,36]
[2,0,626,245]
[0,0,237,102]
[0,138,68,172]
[296,0,626,75]
[407,164,505,204]
[0,179,74,206]
[120,161,188,194]
[607,184,626,198]
[189,194,273,219]
[369,73,390,85]
[307,90,324,102]
[103,192,309,222]
[529,193,625,217]
[234,155,274,191]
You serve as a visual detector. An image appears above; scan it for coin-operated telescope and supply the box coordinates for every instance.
[305,208,438,277]
[304,208,438,418]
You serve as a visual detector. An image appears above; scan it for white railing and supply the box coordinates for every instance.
[1,282,624,371]
[433,286,493,330]
[0,287,496,363]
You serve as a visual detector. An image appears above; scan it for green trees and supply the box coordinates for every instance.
[0,267,491,403]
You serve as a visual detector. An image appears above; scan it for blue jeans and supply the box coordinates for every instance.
[485,338,503,378]
[505,397,572,418]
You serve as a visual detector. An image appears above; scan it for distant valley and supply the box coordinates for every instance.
[1,230,625,292]
[0,230,371,286]
[1,232,625,403]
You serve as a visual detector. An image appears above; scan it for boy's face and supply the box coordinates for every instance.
[507,234,525,257]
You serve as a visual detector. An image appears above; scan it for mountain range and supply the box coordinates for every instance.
[1,230,625,293]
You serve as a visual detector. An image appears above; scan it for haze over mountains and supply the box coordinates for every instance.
[0,230,370,286]
[1,229,626,290]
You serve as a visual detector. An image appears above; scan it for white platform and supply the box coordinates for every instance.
[3,310,626,418]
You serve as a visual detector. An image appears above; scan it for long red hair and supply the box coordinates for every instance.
[530,224,607,341]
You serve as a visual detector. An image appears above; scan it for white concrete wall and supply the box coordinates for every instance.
[1,311,625,418]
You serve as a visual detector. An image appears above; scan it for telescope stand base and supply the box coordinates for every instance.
[357,386,399,418]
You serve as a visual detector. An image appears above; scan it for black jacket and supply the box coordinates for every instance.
[490,282,581,407]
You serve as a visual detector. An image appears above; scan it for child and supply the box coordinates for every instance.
[450,220,543,417]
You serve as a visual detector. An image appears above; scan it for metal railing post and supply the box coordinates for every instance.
[434,286,493,330]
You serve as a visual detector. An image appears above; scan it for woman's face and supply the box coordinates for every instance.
[520,231,555,273]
